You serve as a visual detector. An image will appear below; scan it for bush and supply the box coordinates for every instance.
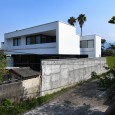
[91,71,98,79]
[98,69,115,99]
[2,99,12,107]
[106,56,115,69]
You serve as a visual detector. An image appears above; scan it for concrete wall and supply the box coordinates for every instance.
[22,77,41,99]
[41,58,107,96]
[0,77,41,103]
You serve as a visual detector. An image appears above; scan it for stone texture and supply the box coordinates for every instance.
[41,58,107,96]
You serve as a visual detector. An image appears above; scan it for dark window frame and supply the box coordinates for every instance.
[26,34,56,45]
[80,39,94,48]
[13,38,21,46]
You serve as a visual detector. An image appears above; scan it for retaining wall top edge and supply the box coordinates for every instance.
[41,58,106,65]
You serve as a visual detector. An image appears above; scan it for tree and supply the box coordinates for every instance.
[77,14,87,36]
[108,16,115,24]
[109,43,115,50]
[0,54,8,82]
[68,17,76,26]
[103,49,114,56]
[108,43,115,55]
[101,39,106,56]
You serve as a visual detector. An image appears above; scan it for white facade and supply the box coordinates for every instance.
[80,35,101,58]
[3,21,101,58]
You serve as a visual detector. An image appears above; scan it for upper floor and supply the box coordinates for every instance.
[4,21,80,55]
[2,21,101,57]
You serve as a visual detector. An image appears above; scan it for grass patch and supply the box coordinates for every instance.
[106,56,115,69]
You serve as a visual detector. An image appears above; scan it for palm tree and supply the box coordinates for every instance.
[108,16,115,24]
[68,17,76,26]
[77,14,87,36]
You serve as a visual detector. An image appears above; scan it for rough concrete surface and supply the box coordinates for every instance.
[41,58,107,96]
[24,80,109,115]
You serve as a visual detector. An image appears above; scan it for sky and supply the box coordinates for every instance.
[0,0,115,47]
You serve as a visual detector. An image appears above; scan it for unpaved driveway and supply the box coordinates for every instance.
[24,80,109,115]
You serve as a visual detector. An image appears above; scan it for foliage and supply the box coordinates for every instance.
[68,17,76,26]
[91,69,115,100]
[109,43,115,50]
[101,39,106,56]
[101,38,115,57]
[91,71,98,79]
[0,85,75,115]
[108,16,115,24]
[2,99,12,107]
[0,54,8,82]
[103,49,115,56]
[77,14,87,36]
[106,56,115,69]
[90,58,115,100]
[67,14,87,36]
[98,69,115,99]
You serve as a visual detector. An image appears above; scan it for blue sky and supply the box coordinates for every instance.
[0,0,115,47]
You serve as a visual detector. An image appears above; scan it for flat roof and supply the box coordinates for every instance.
[5,21,75,34]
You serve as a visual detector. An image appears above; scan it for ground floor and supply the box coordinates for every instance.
[8,54,88,71]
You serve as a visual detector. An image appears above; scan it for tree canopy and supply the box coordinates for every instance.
[68,17,76,26]
[108,16,115,24]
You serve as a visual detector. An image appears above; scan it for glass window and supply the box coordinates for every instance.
[80,40,94,48]
[31,36,36,44]
[87,40,94,48]
[26,37,31,45]
[80,40,87,48]
[13,38,21,46]
[36,36,40,44]
[26,34,56,45]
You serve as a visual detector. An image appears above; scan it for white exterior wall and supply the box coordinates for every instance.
[95,36,101,57]
[80,35,101,58]
[58,22,80,54]
[3,21,101,58]
[4,21,59,55]
[4,21,80,55]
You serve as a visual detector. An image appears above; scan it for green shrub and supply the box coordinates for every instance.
[98,69,115,99]
[91,71,98,79]
[106,56,115,69]
[2,99,12,107]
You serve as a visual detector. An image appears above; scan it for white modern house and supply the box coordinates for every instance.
[2,21,101,69]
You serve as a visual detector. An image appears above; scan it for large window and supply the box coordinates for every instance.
[13,38,21,46]
[26,35,40,45]
[26,34,56,45]
[40,35,56,44]
[80,40,94,48]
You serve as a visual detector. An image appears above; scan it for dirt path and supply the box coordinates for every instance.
[24,80,109,115]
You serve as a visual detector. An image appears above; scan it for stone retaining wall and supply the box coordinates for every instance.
[41,58,107,96]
